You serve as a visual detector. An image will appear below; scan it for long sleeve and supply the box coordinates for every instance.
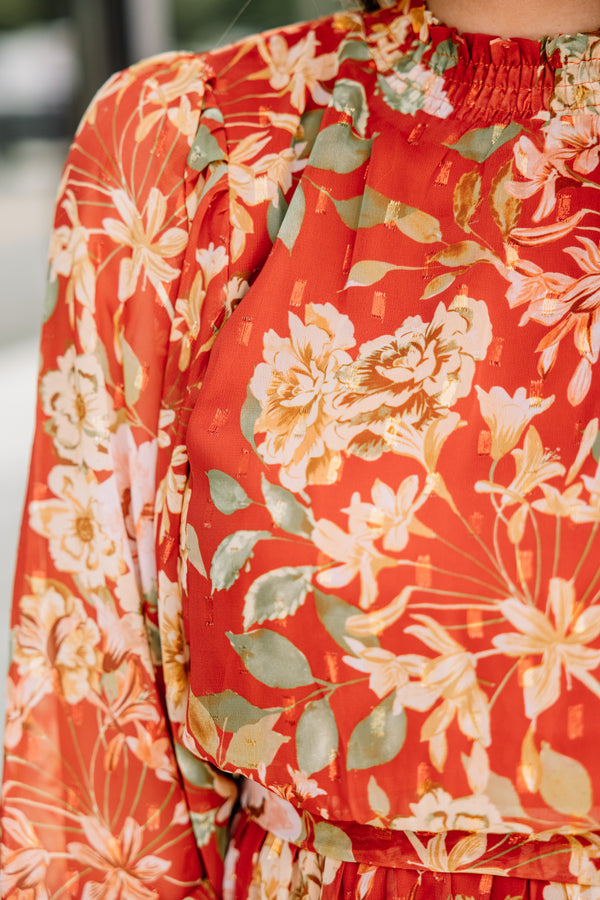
[0,53,236,900]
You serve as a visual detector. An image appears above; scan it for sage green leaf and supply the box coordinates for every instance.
[227,628,314,688]
[421,272,456,300]
[346,259,401,288]
[314,589,379,650]
[243,566,316,630]
[240,386,261,451]
[207,469,252,515]
[278,185,305,253]
[296,699,339,775]
[593,431,600,463]
[201,689,281,732]
[186,524,207,578]
[225,713,290,769]
[188,123,225,171]
[210,530,271,592]
[347,694,406,770]
[190,809,217,848]
[329,193,363,230]
[175,742,218,788]
[339,39,372,62]
[445,122,522,162]
[293,109,325,158]
[42,273,58,323]
[310,122,372,173]
[360,186,441,242]
[261,474,313,536]
[429,38,459,74]
[313,822,355,861]
[121,337,144,406]
[377,73,425,116]
[267,188,288,243]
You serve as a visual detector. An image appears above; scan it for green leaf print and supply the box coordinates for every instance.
[210,530,271,592]
[293,108,325,159]
[240,386,261,451]
[243,566,316,630]
[310,122,372,174]
[186,524,207,578]
[120,336,145,406]
[347,694,407,770]
[227,629,314,688]
[42,273,58,323]
[445,122,522,162]
[174,742,218,788]
[207,469,252,515]
[314,589,379,650]
[296,698,339,776]
[360,186,442,242]
[429,37,459,74]
[345,259,401,288]
[261,474,313,536]
[267,188,288,243]
[339,38,372,62]
[201,689,281,732]
[225,713,290,769]
[313,822,355,861]
[187,123,225,171]
[278,184,305,253]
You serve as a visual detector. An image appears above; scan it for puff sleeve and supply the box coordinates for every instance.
[1,53,237,900]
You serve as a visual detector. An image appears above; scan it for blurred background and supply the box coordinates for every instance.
[0,0,339,757]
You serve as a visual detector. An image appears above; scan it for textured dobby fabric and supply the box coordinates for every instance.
[4,3,600,898]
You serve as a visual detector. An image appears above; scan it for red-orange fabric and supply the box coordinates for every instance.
[4,3,600,898]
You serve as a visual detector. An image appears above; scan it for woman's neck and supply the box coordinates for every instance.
[426,0,600,39]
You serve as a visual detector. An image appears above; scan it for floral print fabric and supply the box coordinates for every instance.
[5,2,600,898]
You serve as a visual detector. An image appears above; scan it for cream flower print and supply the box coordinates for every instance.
[109,426,158,595]
[405,831,488,873]
[40,346,114,469]
[343,637,432,710]
[48,188,96,319]
[493,579,600,719]
[67,816,171,900]
[475,385,555,460]
[342,475,433,551]
[401,616,491,768]
[102,187,187,305]
[250,303,355,491]
[335,297,492,457]
[28,466,124,588]
[395,787,505,833]
[476,426,565,506]
[0,808,50,899]
[158,571,190,722]
[286,765,327,800]
[257,30,339,113]
[14,585,101,704]
[507,117,600,220]
[313,512,394,610]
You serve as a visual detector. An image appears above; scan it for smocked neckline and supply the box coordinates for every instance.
[368,0,600,121]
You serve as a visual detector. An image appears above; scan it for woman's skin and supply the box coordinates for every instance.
[426,0,600,39]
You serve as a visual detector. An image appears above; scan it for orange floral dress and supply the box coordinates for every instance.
[4,2,600,898]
